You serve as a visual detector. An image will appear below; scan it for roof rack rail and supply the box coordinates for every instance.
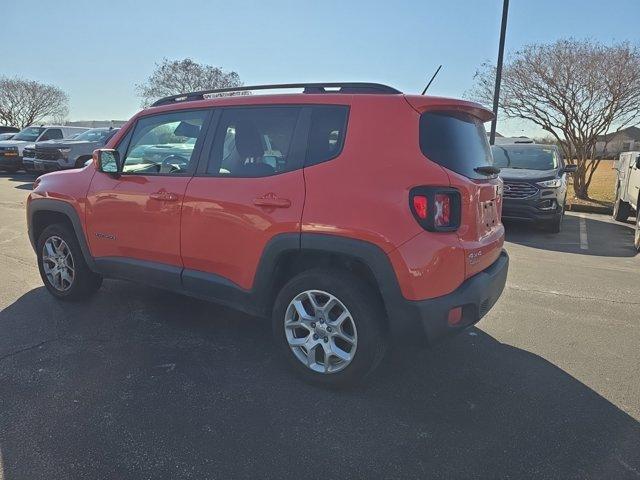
[151,82,402,107]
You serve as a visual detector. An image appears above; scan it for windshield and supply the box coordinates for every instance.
[491,145,559,170]
[12,127,45,142]
[73,129,116,142]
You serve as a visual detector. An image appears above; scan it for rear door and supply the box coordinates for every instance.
[418,110,504,278]
[180,105,306,293]
[86,109,210,286]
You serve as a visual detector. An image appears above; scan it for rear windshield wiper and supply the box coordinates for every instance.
[474,165,501,175]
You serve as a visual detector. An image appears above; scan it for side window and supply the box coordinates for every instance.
[306,106,348,166]
[207,107,301,177]
[40,129,63,141]
[122,110,207,175]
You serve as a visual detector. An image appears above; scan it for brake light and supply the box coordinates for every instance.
[412,196,428,219]
[409,187,461,232]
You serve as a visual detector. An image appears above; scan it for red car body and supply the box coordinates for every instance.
[28,85,508,349]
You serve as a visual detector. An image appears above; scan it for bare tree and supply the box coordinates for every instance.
[0,77,69,128]
[471,39,640,199]
[136,58,245,107]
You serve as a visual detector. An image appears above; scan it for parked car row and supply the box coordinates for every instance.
[0,125,118,174]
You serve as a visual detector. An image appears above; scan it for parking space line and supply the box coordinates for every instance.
[579,213,589,250]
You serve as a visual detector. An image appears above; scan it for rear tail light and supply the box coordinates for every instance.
[412,196,428,219]
[409,187,461,232]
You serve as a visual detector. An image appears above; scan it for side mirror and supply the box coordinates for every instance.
[636,157,640,169]
[94,149,121,174]
[563,164,578,174]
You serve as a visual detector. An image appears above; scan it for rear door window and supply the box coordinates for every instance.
[419,111,492,179]
[306,106,348,166]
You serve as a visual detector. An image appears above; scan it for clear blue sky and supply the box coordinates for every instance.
[3,0,639,136]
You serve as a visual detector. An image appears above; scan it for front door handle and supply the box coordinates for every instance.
[253,193,291,208]
[149,191,179,202]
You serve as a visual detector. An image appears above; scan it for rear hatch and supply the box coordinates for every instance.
[409,98,504,279]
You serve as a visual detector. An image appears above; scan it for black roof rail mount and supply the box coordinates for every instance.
[151,82,402,107]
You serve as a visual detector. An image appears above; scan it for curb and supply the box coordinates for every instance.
[567,203,613,215]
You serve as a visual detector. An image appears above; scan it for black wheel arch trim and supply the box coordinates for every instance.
[27,198,97,271]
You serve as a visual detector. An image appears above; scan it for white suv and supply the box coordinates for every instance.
[612,151,640,250]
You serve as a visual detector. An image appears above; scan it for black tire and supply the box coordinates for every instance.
[272,269,387,387]
[37,223,103,301]
[546,215,562,233]
[613,193,632,222]
[75,157,91,169]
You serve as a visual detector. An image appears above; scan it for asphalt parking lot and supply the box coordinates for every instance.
[0,172,639,479]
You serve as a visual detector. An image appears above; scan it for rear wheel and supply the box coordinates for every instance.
[613,185,632,221]
[272,269,387,387]
[37,223,103,301]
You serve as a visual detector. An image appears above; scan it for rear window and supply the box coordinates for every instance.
[419,111,492,179]
[306,106,348,166]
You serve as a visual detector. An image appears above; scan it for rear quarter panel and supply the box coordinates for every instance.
[301,96,450,252]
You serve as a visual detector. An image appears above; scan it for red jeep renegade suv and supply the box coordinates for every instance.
[27,82,508,386]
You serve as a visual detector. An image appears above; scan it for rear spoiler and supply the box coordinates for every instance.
[403,95,494,122]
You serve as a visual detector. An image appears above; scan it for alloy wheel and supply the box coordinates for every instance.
[42,236,75,291]
[284,290,358,374]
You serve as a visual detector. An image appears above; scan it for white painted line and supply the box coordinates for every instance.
[579,213,589,250]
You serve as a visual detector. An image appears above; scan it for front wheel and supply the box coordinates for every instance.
[37,223,103,300]
[272,269,387,387]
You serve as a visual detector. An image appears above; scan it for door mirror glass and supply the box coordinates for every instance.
[95,149,120,173]
[636,157,640,169]
[563,164,578,174]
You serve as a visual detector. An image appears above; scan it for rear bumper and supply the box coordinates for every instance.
[389,250,509,345]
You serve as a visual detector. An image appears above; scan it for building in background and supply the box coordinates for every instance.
[595,126,640,158]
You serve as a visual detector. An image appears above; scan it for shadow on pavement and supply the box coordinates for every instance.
[1,282,639,479]
[505,213,637,257]
[0,171,34,190]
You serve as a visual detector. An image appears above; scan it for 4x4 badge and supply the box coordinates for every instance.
[95,232,116,240]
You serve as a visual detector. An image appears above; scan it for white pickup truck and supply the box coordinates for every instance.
[612,151,640,250]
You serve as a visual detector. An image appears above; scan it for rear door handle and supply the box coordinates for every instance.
[149,191,179,202]
[253,193,291,208]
